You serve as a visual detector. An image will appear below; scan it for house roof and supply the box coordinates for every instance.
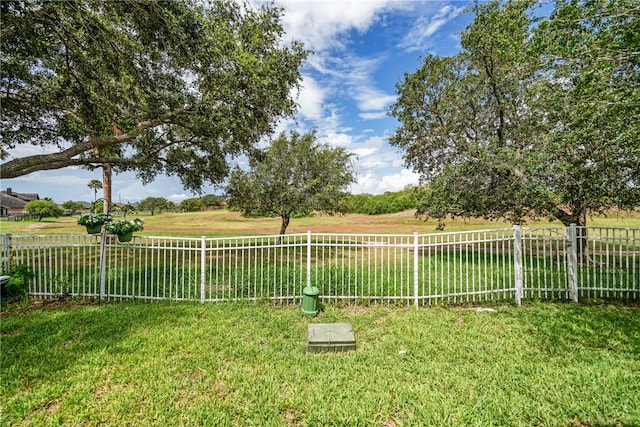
[0,189,40,210]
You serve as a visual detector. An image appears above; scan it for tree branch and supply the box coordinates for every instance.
[0,108,192,179]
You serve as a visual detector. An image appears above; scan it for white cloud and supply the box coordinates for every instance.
[352,168,419,194]
[392,157,406,168]
[3,167,102,202]
[318,130,355,149]
[110,174,200,204]
[352,146,377,157]
[359,111,389,120]
[10,171,89,186]
[360,159,388,169]
[167,193,190,203]
[353,87,396,112]
[275,0,391,51]
[399,4,462,52]
[297,74,327,121]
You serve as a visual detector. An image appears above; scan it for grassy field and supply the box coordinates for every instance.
[2,208,640,237]
[2,211,639,425]
[2,301,639,426]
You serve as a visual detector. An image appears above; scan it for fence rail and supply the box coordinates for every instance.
[1,225,638,305]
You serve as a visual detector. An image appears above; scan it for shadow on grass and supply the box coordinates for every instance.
[1,300,202,394]
[517,302,640,358]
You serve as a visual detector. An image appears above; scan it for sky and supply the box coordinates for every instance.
[2,0,475,205]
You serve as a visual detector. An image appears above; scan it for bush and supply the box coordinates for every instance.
[1,265,35,300]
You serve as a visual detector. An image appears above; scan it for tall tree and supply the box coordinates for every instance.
[1,0,307,194]
[87,180,102,203]
[227,131,355,235]
[389,0,639,232]
[531,0,640,224]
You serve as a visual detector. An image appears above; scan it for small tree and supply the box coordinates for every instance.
[139,197,173,215]
[61,200,85,215]
[201,194,225,210]
[116,203,137,218]
[179,198,204,213]
[24,199,64,221]
[227,131,355,235]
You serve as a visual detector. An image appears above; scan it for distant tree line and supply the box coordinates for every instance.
[31,188,418,222]
[344,188,418,215]
[177,195,226,213]
[53,194,226,216]
[135,194,226,214]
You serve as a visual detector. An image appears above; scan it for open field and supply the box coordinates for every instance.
[2,301,639,426]
[2,209,640,237]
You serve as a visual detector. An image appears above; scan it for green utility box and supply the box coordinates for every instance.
[307,323,356,353]
[301,285,320,316]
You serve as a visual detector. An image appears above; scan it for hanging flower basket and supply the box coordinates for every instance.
[116,231,134,242]
[85,224,103,235]
[105,218,144,242]
[77,213,112,234]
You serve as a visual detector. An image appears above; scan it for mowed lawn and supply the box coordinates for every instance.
[2,208,640,237]
[2,301,639,426]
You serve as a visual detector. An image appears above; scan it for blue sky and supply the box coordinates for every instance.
[2,0,474,205]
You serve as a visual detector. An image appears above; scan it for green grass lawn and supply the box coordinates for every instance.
[2,301,639,426]
[2,208,640,237]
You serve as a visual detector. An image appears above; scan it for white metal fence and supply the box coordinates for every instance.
[1,225,638,305]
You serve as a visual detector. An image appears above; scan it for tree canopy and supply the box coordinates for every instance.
[389,0,639,228]
[226,131,356,235]
[24,199,64,221]
[1,0,307,192]
[138,197,174,215]
[61,200,84,214]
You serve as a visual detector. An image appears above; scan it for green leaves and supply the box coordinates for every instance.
[24,199,64,221]
[226,131,356,234]
[0,0,308,192]
[389,0,639,227]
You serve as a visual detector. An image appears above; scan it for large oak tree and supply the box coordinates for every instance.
[389,0,639,231]
[1,0,308,199]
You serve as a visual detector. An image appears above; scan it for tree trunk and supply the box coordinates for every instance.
[279,215,290,236]
[101,125,125,214]
[102,163,112,214]
[574,212,589,264]
[555,206,589,263]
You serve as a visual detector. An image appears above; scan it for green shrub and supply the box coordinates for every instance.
[1,264,35,300]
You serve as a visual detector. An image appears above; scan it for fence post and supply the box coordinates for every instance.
[306,231,312,288]
[200,236,206,303]
[513,225,523,306]
[2,234,13,273]
[99,231,107,301]
[413,232,419,309]
[567,223,579,302]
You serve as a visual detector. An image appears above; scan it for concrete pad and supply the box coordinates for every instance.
[307,323,356,353]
